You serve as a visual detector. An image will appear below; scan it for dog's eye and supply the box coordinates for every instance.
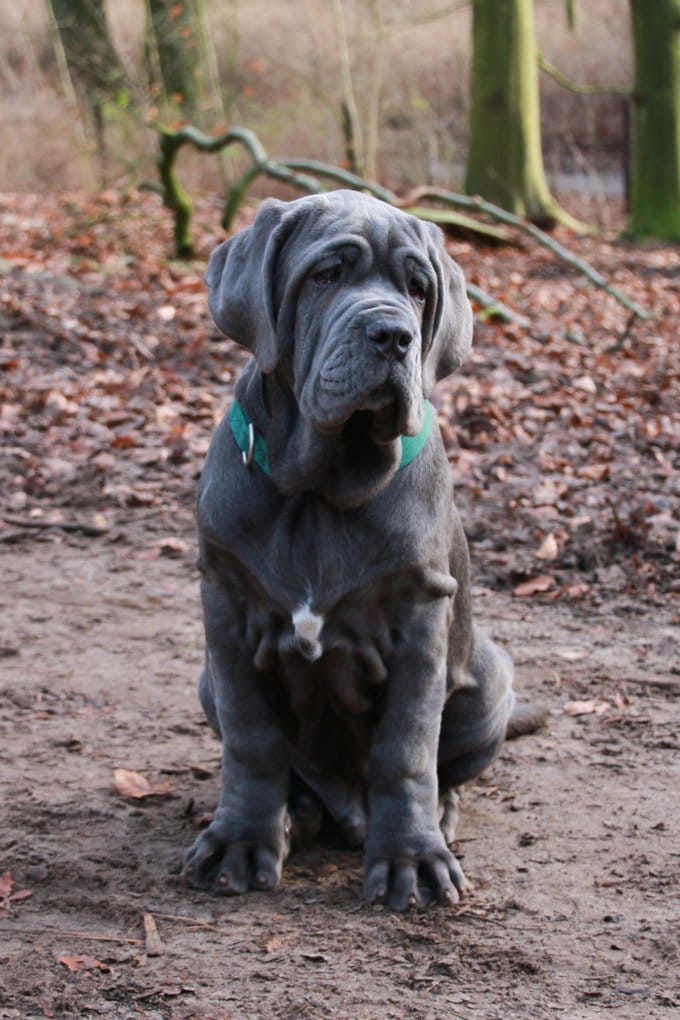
[408,277,427,303]
[311,264,341,287]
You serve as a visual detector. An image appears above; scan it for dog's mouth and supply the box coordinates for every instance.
[345,384,419,445]
[308,370,421,442]
[364,390,402,444]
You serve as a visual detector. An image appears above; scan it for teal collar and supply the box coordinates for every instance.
[229,399,434,476]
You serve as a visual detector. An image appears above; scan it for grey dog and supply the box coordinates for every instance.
[182,190,516,910]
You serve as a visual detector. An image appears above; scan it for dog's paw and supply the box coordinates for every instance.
[364,846,468,911]
[182,823,285,895]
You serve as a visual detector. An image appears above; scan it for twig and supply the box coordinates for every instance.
[0,530,29,544]
[605,310,638,353]
[14,926,142,945]
[142,913,164,956]
[2,514,108,537]
[618,675,680,691]
[466,283,529,326]
[539,54,629,96]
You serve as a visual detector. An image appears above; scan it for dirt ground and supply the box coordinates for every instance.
[1,189,679,1018]
[1,519,678,1020]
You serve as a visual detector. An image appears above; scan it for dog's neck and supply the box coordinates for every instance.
[235,364,403,509]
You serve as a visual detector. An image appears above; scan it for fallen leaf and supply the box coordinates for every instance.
[573,375,597,393]
[58,955,111,973]
[113,768,172,799]
[9,889,33,903]
[156,537,189,557]
[513,575,556,597]
[556,647,587,662]
[0,871,32,912]
[535,533,558,560]
[564,699,610,717]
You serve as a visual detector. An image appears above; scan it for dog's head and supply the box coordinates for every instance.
[206,190,472,445]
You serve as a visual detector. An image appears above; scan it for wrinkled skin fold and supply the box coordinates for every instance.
[183,191,515,910]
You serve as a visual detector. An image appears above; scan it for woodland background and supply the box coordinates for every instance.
[3,0,634,202]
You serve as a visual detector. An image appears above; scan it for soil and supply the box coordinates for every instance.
[1,521,678,1020]
[1,189,679,1017]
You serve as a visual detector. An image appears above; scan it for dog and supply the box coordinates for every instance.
[182,190,516,910]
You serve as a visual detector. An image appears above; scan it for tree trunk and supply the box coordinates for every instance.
[465,0,557,226]
[47,0,128,176]
[147,0,205,120]
[628,0,680,242]
[48,0,127,105]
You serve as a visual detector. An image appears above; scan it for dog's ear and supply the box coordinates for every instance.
[421,227,473,394]
[205,198,289,374]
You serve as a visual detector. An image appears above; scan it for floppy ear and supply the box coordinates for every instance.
[421,226,473,395]
[205,198,288,374]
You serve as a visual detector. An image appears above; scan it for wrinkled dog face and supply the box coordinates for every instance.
[206,190,473,444]
[288,214,432,442]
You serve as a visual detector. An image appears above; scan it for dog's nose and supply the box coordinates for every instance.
[367,324,414,360]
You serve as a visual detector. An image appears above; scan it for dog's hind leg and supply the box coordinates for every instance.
[198,662,221,737]
[438,631,515,793]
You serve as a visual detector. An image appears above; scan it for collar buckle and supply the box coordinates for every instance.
[242,421,255,468]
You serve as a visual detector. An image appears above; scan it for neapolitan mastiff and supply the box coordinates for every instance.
[182,190,519,910]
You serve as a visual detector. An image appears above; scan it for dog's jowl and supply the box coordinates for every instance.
[182,191,515,910]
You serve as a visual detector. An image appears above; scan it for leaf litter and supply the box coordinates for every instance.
[1,190,678,604]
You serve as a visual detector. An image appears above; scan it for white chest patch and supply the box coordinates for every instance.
[292,604,325,662]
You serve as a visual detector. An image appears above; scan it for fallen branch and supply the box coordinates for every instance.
[142,913,164,957]
[153,125,651,322]
[466,283,529,326]
[16,926,142,945]
[399,186,650,320]
[2,514,108,537]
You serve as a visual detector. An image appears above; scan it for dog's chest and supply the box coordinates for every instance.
[226,495,416,712]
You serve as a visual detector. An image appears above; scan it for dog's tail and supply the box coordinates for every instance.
[505,702,549,740]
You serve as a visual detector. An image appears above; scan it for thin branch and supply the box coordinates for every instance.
[16,926,142,945]
[538,54,630,97]
[152,126,650,322]
[466,283,529,326]
[398,186,650,320]
[383,1,471,38]
[2,514,109,537]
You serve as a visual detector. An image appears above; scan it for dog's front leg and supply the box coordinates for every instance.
[182,580,290,895]
[364,599,467,911]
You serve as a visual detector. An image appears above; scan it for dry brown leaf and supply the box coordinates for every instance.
[556,647,587,662]
[113,768,172,799]
[536,533,558,560]
[8,889,33,903]
[58,955,111,973]
[564,700,610,717]
[573,375,597,393]
[513,575,556,597]
[0,871,32,910]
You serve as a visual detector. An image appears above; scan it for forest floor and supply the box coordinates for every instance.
[0,191,678,1019]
